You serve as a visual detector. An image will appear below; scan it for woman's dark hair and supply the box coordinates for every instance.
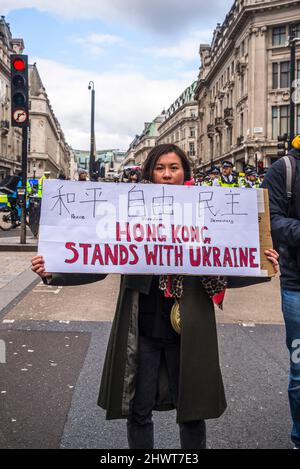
[141,144,191,182]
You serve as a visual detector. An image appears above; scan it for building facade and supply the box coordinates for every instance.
[134,114,165,166]
[0,16,24,180]
[122,114,165,168]
[195,0,300,172]
[28,64,72,179]
[157,82,199,166]
[0,17,71,181]
[122,135,140,168]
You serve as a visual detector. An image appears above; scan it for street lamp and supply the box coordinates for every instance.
[288,25,300,146]
[88,81,95,180]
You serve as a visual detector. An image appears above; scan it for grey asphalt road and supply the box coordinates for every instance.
[0,273,293,449]
[0,320,291,449]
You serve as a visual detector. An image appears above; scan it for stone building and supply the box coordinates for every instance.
[195,0,300,172]
[28,64,72,179]
[121,135,140,168]
[0,17,72,180]
[157,82,198,166]
[133,114,165,165]
[0,16,24,180]
[122,114,165,167]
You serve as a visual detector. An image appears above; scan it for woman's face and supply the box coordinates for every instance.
[152,152,185,185]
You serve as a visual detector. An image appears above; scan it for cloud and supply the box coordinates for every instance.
[3,0,233,34]
[32,58,191,150]
[72,33,124,56]
[145,29,213,61]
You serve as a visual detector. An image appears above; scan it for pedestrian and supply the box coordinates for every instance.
[262,135,300,449]
[31,143,279,449]
[57,170,66,180]
[77,168,89,181]
[128,169,141,183]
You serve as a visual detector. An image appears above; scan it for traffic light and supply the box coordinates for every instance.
[10,54,29,128]
[258,161,264,173]
[277,133,289,158]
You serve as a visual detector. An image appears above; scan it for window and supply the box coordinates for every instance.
[189,127,196,138]
[292,23,300,39]
[280,106,290,136]
[241,73,245,96]
[241,40,245,56]
[272,106,290,139]
[272,26,286,46]
[297,104,300,134]
[272,62,290,89]
[297,60,300,81]
[227,127,233,148]
[272,63,279,89]
[240,112,244,137]
[272,107,278,139]
[190,109,196,118]
[189,142,195,156]
[280,61,290,88]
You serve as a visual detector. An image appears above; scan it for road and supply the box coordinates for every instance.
[0,267,293,449]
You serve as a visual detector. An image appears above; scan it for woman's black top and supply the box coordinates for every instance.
[138,276,179,340]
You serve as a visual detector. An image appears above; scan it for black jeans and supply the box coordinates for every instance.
[127,336,206,449]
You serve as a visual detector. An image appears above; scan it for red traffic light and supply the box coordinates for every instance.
[12,57,26,71]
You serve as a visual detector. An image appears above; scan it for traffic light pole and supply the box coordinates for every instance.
[289,29,296,148]
[20,126,28,244]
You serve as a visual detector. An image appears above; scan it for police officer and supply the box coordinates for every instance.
[243,169,260,188]
[259,169,267,187]
[38,171,51,198]
[218,161,239,187]
[194,168,205,186]
[203,166,220,187]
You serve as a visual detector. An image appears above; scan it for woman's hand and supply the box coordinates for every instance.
[31,255,52,280]
[264,248,279,274]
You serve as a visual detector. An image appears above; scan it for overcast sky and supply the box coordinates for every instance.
[3,0,233,150]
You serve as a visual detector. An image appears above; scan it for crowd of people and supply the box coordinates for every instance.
[193,161,266,189]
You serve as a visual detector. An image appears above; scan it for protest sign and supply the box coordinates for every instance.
[38,180,268,277]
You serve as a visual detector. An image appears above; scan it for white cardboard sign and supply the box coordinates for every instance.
[38,180,261,276]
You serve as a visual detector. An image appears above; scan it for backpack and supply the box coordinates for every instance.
[282,154,297,200]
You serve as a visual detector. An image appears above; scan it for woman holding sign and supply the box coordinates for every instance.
[31,144,278,449]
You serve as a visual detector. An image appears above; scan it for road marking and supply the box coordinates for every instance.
[33,284,63,295]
